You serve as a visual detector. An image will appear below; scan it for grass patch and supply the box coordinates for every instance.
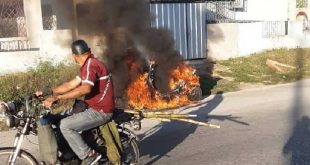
[0,61,79,101]
[201,48,310,94]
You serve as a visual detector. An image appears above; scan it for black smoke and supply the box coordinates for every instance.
[73,0,183,98]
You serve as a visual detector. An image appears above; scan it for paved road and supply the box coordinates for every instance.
[137,79,310,165]
[1,80,310,165]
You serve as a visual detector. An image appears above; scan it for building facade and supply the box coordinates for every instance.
[1,0,310,73]
[206,0,310,60]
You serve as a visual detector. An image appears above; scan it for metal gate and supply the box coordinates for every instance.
[150,3,206,60]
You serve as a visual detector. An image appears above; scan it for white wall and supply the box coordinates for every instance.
[207,20,310,60]
[238,21,310,56]
[40,30,73,61]
[23,0,43,48]
[0,30,72,75]
[236,0,289,21]
[237,22,265,56]
[0,51,40,74]
[207,23,239,60]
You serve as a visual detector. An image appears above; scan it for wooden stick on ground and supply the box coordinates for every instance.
[266,59,296,72]
[267,59,296,69]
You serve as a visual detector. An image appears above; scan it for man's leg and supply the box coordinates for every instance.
[59,109,112,160]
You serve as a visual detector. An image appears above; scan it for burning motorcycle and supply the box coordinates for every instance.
[0,95,140,165]
[127,62,202,110]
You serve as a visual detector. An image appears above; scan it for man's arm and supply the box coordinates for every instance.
[43,83,92,107]
[52,77,81,95]
[56,84,91,100]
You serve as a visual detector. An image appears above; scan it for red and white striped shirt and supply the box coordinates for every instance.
[76,54,114,113]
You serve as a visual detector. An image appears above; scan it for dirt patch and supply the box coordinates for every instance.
[0,121,9,131]
[239,82,265,90]
[214,63,231,73]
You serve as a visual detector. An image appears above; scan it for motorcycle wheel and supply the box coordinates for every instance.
[0,147,39,165]
[120,133,140,165]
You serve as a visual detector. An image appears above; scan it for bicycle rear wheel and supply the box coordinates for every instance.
[0,147,38,165]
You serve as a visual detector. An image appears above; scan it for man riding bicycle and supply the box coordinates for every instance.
[42,40,114,165]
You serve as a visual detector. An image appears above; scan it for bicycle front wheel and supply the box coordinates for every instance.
[0,147,38,165]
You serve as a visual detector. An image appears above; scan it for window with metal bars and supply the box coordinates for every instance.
[205,0,247,23]
[42,4,57,30]
[262,21,288,38]
[0,0,27,38]
[206,1,236,23]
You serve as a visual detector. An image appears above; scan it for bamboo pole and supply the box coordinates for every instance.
[125,109,174,115]
[142,114,197,118]
[123,109,220,128]
[124,110,140,114]
[171,118,220,128]
[148,118,171,122]
[125,110,197,118]
[124,110,197,118]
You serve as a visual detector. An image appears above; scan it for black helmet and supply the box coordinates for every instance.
[71,40,91,55]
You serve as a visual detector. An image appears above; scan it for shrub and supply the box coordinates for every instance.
[0,61,79,101]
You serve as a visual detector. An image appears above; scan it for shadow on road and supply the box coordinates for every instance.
[139,91,249,164]
[282,49,309,165]
[283,116,310,165]
[184,91,250,126]
[206,114,250,126]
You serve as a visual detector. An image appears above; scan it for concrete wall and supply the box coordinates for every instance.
[207,21,310,60]
[23,0,43,48]
[0,51,40,74]
[236,0,289,21]
[0,30,72,75]
[207,23,239,60]
[237,22,266,56]
[40,30,73,61]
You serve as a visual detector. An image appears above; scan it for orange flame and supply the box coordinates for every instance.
[126,63,200,110]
